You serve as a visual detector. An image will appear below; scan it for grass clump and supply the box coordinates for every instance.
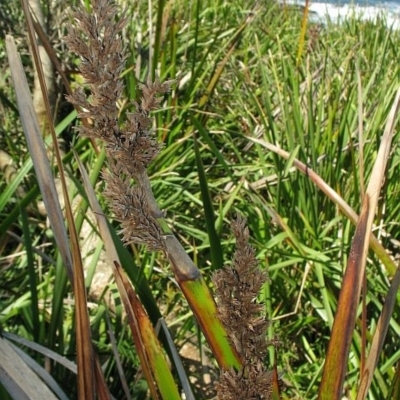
[1,0,400,399]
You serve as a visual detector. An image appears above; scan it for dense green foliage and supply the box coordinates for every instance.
[1,0,400,398]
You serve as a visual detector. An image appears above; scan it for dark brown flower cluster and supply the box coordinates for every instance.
[102,163,164,251]
[65,0,127,145]
[213,216,273,399]
[65,0,172,249]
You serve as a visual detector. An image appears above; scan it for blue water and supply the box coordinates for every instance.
[287,0,400,27]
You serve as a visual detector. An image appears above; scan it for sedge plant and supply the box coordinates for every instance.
[1,0,400,398]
